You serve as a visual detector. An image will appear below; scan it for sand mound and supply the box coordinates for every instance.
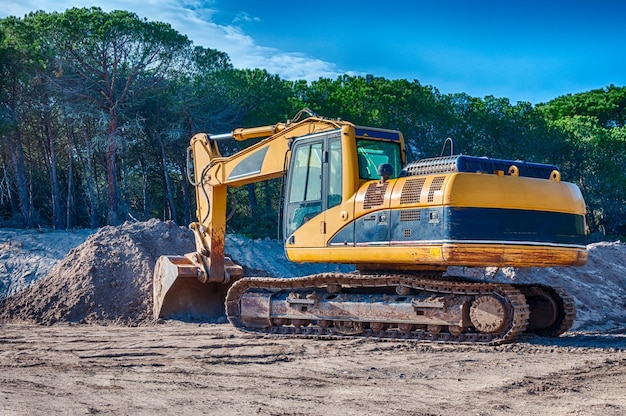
[0,219,194,325]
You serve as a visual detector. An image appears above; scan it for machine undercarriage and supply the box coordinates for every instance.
[225,272,575,344]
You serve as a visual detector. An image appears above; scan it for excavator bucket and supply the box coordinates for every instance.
[153,255,242,321]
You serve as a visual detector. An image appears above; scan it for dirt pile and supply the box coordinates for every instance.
[0,219,194,325]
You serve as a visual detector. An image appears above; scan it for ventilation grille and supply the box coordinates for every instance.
[401,155,558,179]
[400,178,426,205]
[400,209,421,222]
[427,176,445,203]
[363,182,388,209]
[403,156,458,176]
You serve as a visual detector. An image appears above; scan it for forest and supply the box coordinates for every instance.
[1,7,625,240]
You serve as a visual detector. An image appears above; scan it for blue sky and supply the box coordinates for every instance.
[3,0,625,104]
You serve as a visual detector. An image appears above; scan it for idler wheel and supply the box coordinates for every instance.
[470,295,509,334]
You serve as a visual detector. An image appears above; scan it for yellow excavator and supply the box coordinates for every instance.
[154,109,587,344]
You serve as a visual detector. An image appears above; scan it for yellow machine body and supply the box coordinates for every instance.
[286,171,587,268]
[281,125,586,270]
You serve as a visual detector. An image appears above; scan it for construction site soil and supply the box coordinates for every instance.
[0,220,625,415]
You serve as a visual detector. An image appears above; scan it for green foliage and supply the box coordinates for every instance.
[538,85,626,128]
[546,116,626,237]
[539,88,626,238]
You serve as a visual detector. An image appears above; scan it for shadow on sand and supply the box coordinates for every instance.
[520,329,626,350]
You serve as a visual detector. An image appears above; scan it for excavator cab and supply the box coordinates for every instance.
[282,126,405,245]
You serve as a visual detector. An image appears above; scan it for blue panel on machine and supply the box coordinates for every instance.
[355,127,401,141]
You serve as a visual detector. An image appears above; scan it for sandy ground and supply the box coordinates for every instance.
[0,322,624,416]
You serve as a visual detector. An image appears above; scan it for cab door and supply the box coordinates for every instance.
[284,132,343,247]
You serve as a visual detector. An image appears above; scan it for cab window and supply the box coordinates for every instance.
[327,137,342,209]
[357,139,402,180]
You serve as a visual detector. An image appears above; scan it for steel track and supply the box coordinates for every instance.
[225,272,541,345]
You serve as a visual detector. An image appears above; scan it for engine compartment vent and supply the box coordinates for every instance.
[400,178,426,205]
[363,182,388,209]
[427,176,446,203]
[400,209,421,222]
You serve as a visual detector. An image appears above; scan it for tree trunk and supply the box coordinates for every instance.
[78,129,99,229]
[158,134,177,222]
[138,158,149,220]
[119,133,129,221]
[66,134,74,229]
[0,157,18,219]
[6,129,33,227]
[43,109,63,229]
[178,161,191,226]
[106,110,118,225]
[247,183,258,217]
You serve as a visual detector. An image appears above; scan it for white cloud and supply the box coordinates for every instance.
[232,12,260,25]
[1,0,347,82]
[157,3,347,81]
